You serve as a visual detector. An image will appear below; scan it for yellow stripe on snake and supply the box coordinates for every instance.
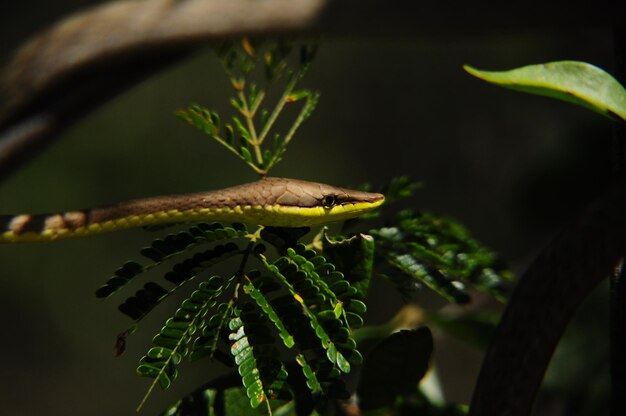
[0,177,384,243]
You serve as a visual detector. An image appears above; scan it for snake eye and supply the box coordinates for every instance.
[322,195,337,208]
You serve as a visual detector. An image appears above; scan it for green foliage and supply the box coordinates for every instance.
[177,38,319,176]
[95,222,248,300]
[97,175,509,414]
[136,276,232,411]
[93,39,515,415]
[372,210,511,302]
[349,176,511,304]
[464,61,626,122]
[97,40,626,416]
[365,176,511,302]
[229,304,291,410]
[321,232,375,299]
[118,242,241,321]
[100,221,365,412]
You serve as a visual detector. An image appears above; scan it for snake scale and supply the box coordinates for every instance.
[0,177,384,243]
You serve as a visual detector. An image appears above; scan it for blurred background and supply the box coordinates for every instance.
[0,2,615,415]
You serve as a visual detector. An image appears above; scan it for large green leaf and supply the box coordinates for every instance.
[357,328,434,411]
[464,61,626,122]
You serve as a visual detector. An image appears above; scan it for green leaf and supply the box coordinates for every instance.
[136,278,230,411]
[243,281,295,348]
[95,261,145,298]
[357,328,434,411]
[137,363,172,389]
[117,244,239,322]
[260,109,270,132]
[464,61,626,122]
[240,146,253,163]
[225,124,235,145]
[117,282,168,320]
[286,89,309,102]
[295,354,322,394]
[228,307,292,410]
[322,233,375,298]
[98,224,245,308]
[163,242,240,286]
[209,111,220,131]
[372,208,512,302]
[387,252,470,304]
[140,237,191,265]
[260,226,310,253]
[230,97,244,113]
[258,253,355,373]
[232,116,250,140]
[191,303,234,362]
[177,105,216,136]
[146,347,175,360]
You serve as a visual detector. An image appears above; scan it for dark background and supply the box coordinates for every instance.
[0,2,615,415]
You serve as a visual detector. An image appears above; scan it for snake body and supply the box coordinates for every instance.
[0,177,384,243]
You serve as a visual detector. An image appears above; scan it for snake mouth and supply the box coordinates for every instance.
[364,193,385,203]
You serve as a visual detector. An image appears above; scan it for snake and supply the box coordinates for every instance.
[5,173,622,415]
[0,177,384,243]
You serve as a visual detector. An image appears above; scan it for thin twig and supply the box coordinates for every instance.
[237,90,264,166]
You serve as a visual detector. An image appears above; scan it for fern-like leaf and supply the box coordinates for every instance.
[387,251,470,304]
[260,226,310,254]
[371,209,512,302]
[294,354,322,395]
[190,301,234,364]
[322,232,376,299]
[287,243,367,330]
[136,276,231,410]
[243,277,295,348]
[229,304,292,410]
[258,253,355,373]
[96,222,248,299]
[118,243,241,321]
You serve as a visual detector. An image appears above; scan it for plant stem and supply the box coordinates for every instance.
[211,132,266,175]
[237,90,265,166]
[257,71,300,145]
[265,90,319,171]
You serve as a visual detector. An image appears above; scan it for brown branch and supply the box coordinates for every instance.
[0,0,328,181]
[0,0,613,181]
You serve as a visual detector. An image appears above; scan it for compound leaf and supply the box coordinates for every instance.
[136,276,231,410]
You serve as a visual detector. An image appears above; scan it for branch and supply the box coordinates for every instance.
[0,1,612,181]
[0,0,611,180]
[0,0,328,181]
